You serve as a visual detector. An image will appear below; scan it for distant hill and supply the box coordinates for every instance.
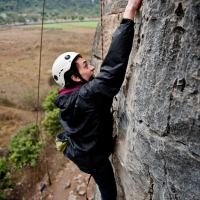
[0,0,100,18]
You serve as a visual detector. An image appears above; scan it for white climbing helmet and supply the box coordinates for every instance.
[52,52,81,86]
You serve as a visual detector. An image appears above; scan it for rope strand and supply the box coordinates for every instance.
[36,0,52,186]
[100,0,104,60]
[36,0,46,127]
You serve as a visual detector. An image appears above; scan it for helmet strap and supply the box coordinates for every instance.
[77,74,87,83]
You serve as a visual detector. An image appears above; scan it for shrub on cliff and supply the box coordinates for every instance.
[41,89,62,135]
[0,158,13,199]
[9,124,42,169]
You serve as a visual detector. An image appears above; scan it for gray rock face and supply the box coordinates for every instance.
[91,0,200,199]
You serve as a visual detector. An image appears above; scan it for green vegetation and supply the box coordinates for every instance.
[0,0,100,23]
[0,158,13,200]
[42,108,61,135]
[41,89,62,135]
[42,89,58,111]
[71,21,98,28]
[0,193,8,200]
[36,21,98,29]
[9,124,42,169]
[7,89,62,170]
[78,16,84,21]
[0,12,26,23]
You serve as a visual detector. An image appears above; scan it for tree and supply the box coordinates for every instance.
[0,16,5,23]
[17,15,25,22]
[32,16,38,22]
[78,16,84,21]
[4,16,13,23]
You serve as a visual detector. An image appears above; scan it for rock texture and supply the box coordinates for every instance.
[91,0,200,199]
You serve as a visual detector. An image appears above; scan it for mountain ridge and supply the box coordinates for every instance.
[0,0,100,17]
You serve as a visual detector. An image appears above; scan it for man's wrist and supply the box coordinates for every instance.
[126,4,137,13]
[123,6,136,21]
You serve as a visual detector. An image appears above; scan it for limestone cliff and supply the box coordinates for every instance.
[91,0,200,199]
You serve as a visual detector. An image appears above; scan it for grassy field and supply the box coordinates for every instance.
[35,21,99,29]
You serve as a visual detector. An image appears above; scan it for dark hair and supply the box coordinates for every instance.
[64,55,80,88]
[64,55,82,88]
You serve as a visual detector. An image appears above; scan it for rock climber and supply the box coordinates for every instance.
[52,0,142,199]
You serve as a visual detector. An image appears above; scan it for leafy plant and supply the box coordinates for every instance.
[9,124,42,169]
[42,89,57,112]
[41,89,62,135]
[0,159,12,189]
[0,193,8,200]
[0,158,13,200]
[42,108,61,135]
[78,16,84,21]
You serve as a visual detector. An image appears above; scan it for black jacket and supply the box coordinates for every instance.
[53,18,134,167]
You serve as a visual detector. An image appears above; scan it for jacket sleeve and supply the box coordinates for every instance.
[90,18,135,106]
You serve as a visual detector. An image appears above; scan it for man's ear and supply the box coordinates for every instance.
[71,75,81,82]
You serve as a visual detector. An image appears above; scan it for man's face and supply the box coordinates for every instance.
[75,57,95,82]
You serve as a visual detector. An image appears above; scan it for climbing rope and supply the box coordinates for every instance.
[35,0,52,189]
[100,0,104,60]
[36,0,45,126]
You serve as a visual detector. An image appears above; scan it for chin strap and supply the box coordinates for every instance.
[78,74,94,84]
[75,69,87,83]
[79,76,87,83]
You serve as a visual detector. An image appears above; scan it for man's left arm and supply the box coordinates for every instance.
[89,0,142,105]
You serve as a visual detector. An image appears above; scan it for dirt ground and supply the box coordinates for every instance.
[0,24,96,200]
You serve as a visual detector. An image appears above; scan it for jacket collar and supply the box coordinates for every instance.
[58,84,83,95]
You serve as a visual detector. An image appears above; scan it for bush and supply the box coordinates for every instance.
[41,89,62,135]
[0,193,8,200]
[42,89,58,112]
[78,16,84,21]
[17,16,25,22]
[42,108,61,135]
[0,158,12,190]
[0,158,13,200]
[0,16,5,23]
[9,124,42,169]
[32,16,38,22]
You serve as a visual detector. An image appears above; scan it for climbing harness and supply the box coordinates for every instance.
[55,131,68,152]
